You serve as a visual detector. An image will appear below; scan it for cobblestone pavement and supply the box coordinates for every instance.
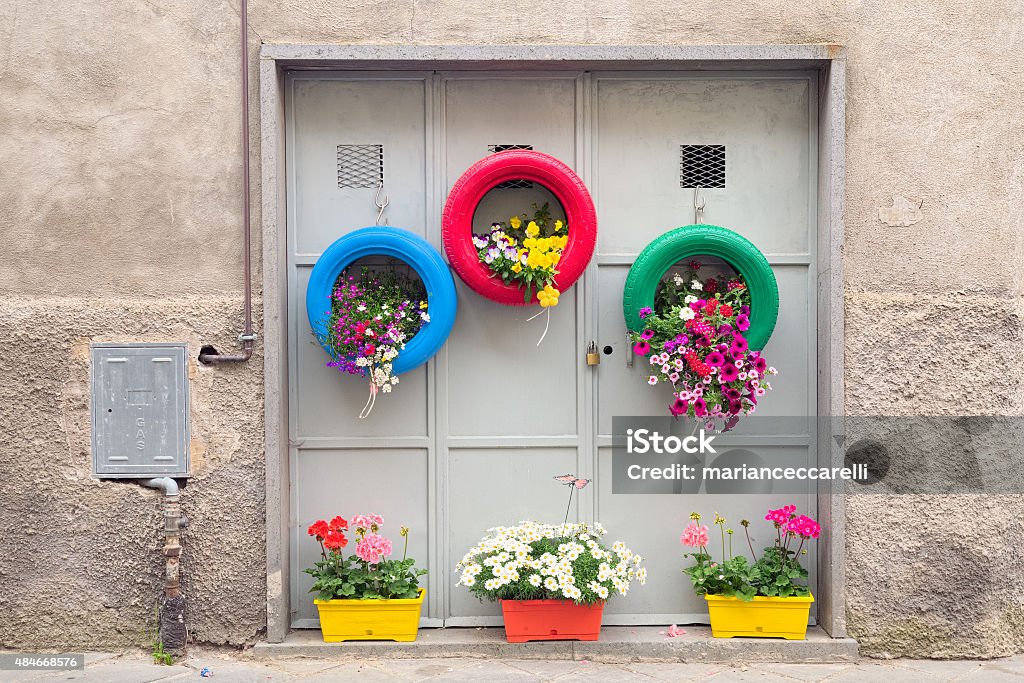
[2,652,1023,683]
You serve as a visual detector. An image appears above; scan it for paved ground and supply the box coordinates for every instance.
[2,651,1023,683]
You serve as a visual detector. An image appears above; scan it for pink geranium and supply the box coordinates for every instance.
[680,521,710,548]
[786,514,821,539]
[765,505,797,526]
[355,532,393,565]
[352,513,385,531]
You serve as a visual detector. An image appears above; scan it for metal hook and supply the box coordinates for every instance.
[374,181,389,226]
[693,186,706,225]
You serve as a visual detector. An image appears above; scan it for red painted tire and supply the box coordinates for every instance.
[442,150,597,306]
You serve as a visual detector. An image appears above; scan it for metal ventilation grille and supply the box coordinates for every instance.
[488,144,533,189]
[337,144,383,188]
[679,145,726,188]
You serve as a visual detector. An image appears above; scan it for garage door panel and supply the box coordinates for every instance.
[291,78,428,255]
[595,78,810,255]
[446,280,578,437]
[594,264,811,434]
[596,265,669,436]
[597,445,816,621]
[447,447,579,618]
[444,78,576,184]
[291,448,430,624]
[756,265,812,417]
[295,266,429,438]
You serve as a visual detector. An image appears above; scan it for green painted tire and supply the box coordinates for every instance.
[623,224,779,351]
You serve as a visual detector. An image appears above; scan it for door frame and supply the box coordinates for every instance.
[259,44,847,642]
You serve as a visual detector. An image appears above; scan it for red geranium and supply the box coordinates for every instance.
[307,520,329,540]
[329,516,349,532]
[323,531,349,550]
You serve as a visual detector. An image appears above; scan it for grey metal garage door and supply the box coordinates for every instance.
[285,71,817,628]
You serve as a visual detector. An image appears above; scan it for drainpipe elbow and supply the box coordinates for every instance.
[140,477,180,497]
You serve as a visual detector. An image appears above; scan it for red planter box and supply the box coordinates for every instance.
[500,599,605,643]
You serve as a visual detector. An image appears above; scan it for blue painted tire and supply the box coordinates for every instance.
[306,227,457,375]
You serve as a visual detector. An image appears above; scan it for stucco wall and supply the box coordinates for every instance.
[1,0,1022,657]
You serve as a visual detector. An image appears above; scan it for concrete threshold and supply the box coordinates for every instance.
[252,626,858,664]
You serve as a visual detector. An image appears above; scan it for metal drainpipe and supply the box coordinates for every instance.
[199,0,255,365]
[140,478,189,653]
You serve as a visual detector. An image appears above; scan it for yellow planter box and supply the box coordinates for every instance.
[705,593,813,640]
[314,588,425,642]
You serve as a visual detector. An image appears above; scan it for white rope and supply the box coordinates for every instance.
[527,307,552,347]
[358,381,378,419]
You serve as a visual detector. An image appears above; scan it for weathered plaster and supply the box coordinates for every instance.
[0,297,266,648]
[844,292,1024,658]
[1,0,1023,659]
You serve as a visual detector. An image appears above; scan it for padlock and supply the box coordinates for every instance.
[586,341,601,366]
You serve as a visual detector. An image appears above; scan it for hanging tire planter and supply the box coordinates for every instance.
[623,224,779,351]
[306,227,457,376]
[442,150,597,306]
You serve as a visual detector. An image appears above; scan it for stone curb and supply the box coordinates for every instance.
[252,626,859,664]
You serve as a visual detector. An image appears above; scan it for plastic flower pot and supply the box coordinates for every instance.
[705,593,813,640]
[313,588,425,642]
[500,599,604,643]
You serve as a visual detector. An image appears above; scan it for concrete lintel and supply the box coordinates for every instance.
[259,43,846,70]
[252,626,858,664]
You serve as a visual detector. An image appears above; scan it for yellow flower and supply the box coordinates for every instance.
[506,238,517,247]
[523,238,536,249]
[554,220,564,232]
[527,250,544,268]
[510,216,522,230]
[511,262,523,274]
[537,285,560,308]
[419,301,428,310]
[525,221,540,238]
[549,253,561,267]
[557,235,568,249]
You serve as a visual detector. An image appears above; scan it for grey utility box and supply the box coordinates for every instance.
[91,343,190,478]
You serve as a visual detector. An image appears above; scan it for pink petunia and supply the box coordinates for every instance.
[706,351,726,367]
[670,398,688,416]
[693,398,707,417]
